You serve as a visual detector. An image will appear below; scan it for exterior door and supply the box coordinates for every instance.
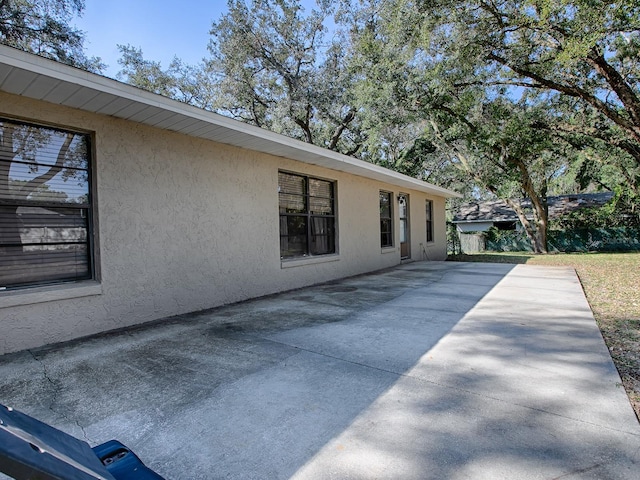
[399,194,410,259]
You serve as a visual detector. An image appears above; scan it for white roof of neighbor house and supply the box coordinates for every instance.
[0,45,460,198]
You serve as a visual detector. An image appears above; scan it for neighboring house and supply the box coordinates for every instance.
[0,46,460,355]
[451,192,614,233]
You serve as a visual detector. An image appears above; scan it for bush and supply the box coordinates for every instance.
[552,187,639,231]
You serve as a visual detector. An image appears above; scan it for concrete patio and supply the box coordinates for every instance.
[0,261,638,479]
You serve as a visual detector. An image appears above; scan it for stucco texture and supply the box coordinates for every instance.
[0,93,448,354]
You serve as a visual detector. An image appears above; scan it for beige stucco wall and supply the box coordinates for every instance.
[0,93,449,355]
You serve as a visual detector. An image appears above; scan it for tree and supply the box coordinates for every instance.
[206,0,362,154]
[115,1,362,153]
[385,0,640,185]
[442,101,574,253]
[0,0,103,72]
[117,44,215,109]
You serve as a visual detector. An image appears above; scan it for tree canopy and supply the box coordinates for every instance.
[206,0,362,154]
[0,0,103,71]
[116,44,214,108]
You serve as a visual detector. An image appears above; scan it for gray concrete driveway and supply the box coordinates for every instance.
[1,262,638,479]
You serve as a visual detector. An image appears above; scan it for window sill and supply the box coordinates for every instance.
[0,281,102,309]
[381,247,397,254]
[281,254,340,269]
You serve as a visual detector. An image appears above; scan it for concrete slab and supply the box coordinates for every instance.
[0,262,638,479]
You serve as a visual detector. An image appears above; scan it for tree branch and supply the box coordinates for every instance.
[488,52,640,141]
[533,120,640,165]
[328,108,355,151]
[294,103,313,143]
[19,132,74,197]
[586,47,640,128]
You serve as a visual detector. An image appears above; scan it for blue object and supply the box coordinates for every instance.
[93,440,165,480]
[0,404,165,480]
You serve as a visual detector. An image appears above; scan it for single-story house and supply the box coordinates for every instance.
[0,45,460,355]
[451,192,614,233]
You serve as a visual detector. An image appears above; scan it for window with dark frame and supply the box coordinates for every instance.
[380,191,393,247]
[0,118,93,290]
[279,171,335,258]
[425,199,434,243]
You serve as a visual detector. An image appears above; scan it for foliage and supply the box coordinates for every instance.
[111,1,640,236]
[553,186,640,230]
[396,0,640,183]
[95,1,640,249]
[446,222,462,255]
[0,0,103,71]
[205,0,362,154]
[116,45,215,108]
[417,1,640,129]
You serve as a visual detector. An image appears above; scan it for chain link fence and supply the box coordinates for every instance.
[448,223,640,254]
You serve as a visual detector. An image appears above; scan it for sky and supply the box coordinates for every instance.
[73,0,323,79]
[73,0,228,78]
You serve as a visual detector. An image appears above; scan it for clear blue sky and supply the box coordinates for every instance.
[74,1,227,77]
[74,0,322,79]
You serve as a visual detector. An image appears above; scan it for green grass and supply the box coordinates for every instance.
[448,251,640,420]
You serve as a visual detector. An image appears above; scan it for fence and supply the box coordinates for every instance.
[448,224,640,254]
[459,233,486,253]
[548,227,640,252]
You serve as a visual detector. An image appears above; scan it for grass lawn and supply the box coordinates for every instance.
[448,251,640,420]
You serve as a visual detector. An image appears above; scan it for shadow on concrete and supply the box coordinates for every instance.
[0,262,638,479]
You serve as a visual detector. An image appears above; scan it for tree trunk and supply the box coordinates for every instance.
[534,219,548,254]
[504,197,548,254]
[512,159,549,253]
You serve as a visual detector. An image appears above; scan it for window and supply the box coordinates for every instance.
[380,191,393,247]
[279,171,335,258]
[399,194,410,259]
[0,118,94,290]
[425,199,434,243]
